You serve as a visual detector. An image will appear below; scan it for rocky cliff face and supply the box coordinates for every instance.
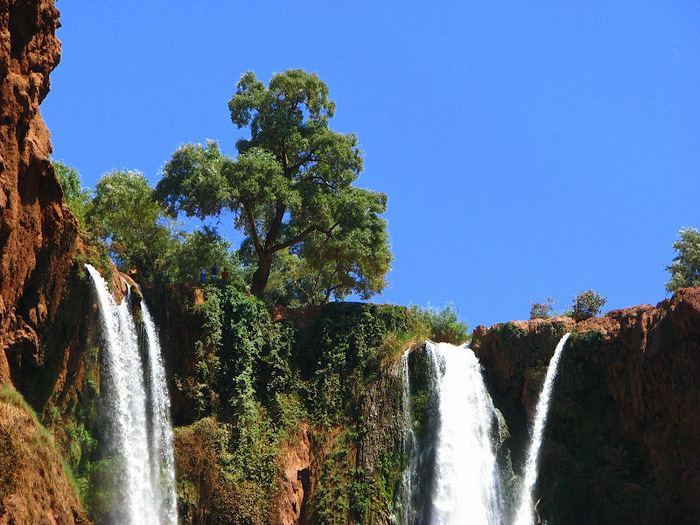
[0,2,86,523]
[0,0,78,386]
[472,288,700,524]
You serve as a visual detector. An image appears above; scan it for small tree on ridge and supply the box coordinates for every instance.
[570,290,607,321]
[665,227,700,293]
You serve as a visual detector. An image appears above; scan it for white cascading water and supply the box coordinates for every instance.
[401,342,506,525]
[513,332,571,525]
[399,350,418,525]
[142,302,179,524]
[86,264,177,525]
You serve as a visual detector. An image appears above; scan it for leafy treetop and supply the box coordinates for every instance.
[156,69,391,300]
[89,169,178,280]
[665,227,700,293]
[570,289,607,322]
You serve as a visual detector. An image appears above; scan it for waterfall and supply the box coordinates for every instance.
[86,264,178,525]
[513,332,571,525]
[401,342,507,525]
[142,302,179,524]
[399,350,418,524]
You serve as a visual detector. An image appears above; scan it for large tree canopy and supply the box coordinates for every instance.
[156,69,391,300]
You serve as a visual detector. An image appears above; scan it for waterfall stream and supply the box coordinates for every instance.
[513,332,571,525]
[401,342,507,525]
[142,302,179,524]
[86,264,178,525]
[400,333,570,525]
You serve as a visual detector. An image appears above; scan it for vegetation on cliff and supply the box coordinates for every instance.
[156,282,412,523]
[666,226,700,292]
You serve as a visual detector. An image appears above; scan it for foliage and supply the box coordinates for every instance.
[407,303,469,345]
[308,431,353,524]
[156,69,392,301]
[173,226,245,286]
[177,286,224,416]
[167,287,417,522]
[529,296,558,320]
[570,290,607,321]
[665,227,700,292]
[293,302,408,424]
[174,418,274,524]
[89,169,179,280]
[214,286,273,417]
[52,160,91,227]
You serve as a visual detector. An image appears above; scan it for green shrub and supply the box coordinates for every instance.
[408,303,469,345]
[52,160,91,228]
[529,296,558,319]
[570,290,607,321]
[665,226,700,292]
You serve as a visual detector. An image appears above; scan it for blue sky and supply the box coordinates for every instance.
[43,1,700,328]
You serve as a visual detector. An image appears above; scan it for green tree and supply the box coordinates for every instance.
[529,296,558,320]
[570,290,607,321]
[52,160,91,227]
[174,227,244,286]
[89,170,178,280]
[156,69,391,300]
[665,227,700,293]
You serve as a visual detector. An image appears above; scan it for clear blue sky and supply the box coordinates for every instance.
[43,1,700,328]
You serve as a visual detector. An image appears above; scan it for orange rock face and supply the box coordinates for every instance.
[277,425,313,525]
[472,288,700,523]
[0,391,90,525]
[0,0,79,384]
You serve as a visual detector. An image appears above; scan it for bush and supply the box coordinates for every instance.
[408,304,469,345]
[665,227,700,292]
[570,290,607,321]
[529,296,558,320]
[52,160,91,228]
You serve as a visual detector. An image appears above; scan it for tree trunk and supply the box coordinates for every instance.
[250,253,273,296]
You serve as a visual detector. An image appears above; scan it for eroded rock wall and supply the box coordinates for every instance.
[472,288,700,524]
[0,0,78,385]
[0,387,89,525]
[0,2,87,523]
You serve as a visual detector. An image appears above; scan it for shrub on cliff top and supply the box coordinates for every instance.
[570,290,607,321]
[53,160,91,228]
[408,304,469,345]
[665,227,700,292]
[529,296,558,320]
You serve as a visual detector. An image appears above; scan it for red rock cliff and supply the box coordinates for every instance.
[472,288,700,524]
[0,0,78,385]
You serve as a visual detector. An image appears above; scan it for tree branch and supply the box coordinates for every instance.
[243,202,264,260]
[271,225,318,253]
[264,202,286,253]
